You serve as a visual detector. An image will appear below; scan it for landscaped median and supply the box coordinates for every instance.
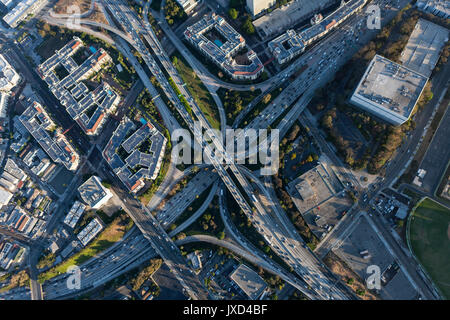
[170,52,221,130]
[407,197,450,299]
[38,211,134,283]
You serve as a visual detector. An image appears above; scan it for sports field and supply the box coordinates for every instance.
[409,198,450,299]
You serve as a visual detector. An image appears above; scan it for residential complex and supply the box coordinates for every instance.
[288,161,349,240]
[400,18,449,77]
[2,0,45,28]
[103,117,167,194]
[0,158,28,193]
[184,13,264,80]
[19,101,80,171]
[37,37,120,136]
[417,0,450,19]
[0,54,21,93]
[349,55,428,126]
[269,0,368,64]
[77,217,103,247]
[253,0,331,39]
[78,176,113,209]
[63,201,86,229]
[0,186,13,210]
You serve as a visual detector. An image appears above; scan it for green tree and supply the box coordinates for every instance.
[228,8,238,20]
[242,17,255,35]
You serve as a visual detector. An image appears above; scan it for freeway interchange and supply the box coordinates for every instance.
[1,0,445,302]
[93,0,357,300]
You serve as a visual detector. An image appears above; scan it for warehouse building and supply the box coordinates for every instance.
[400,18,449,77]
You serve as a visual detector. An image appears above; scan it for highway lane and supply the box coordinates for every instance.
[218,184,319,299]
[96,2,210,299]
[168,179,220,237]
[155,168,218,228]
[144,1,227,135]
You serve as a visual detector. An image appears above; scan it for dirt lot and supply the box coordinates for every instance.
[54,0,91,14]
[324,251,378,300]
[53,0,107,24]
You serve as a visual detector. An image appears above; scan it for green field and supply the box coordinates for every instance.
[409,198,450,299]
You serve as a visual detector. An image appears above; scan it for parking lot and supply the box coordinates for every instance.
[334,214,418,299]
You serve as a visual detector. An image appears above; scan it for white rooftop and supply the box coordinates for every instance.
[400,18,449,77]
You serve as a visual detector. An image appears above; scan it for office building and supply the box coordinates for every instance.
[246,0,276,17]
[78,176,113,209]
[350,55,428,126]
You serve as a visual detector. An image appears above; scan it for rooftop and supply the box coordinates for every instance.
[102,117,167,193]
[229,264,267,300]
[0,54,21,92]
[184,13,264,79]
[350,55,428,125]
[78,176,112,209]
[400,18,449,77]
[19,101,80,171]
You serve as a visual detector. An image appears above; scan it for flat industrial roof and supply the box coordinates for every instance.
[229,264,267,300]
[351,55,428,122]
[400,18,449,77]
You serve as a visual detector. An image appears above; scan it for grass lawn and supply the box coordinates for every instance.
[171,52,221,130]
[38,213,134,283]
[409,198,450,299]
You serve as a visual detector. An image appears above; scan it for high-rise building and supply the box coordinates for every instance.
[246,0,276,16]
